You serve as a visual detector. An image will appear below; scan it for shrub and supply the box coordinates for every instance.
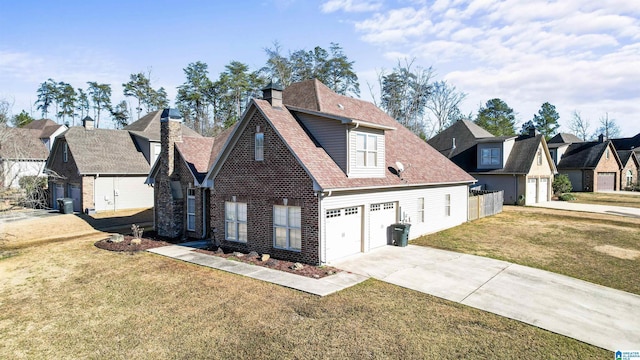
[552,174,573,195]
[131,224,144,239]
[559,193,576,201]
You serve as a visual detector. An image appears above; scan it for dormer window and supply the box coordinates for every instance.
[255,132,264,161]
[356,133,377,167]
[480,148,499,166]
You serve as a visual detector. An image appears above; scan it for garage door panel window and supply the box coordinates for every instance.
[225,202,247,242]
[187,189,196,231]
[274,205,301,251]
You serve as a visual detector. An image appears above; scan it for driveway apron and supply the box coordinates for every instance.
[332,245,640,351]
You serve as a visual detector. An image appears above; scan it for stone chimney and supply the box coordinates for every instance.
[262,81,283,108]
[156,108,184,238]
[82,116,94,130]
[160,108,183,177]
[528,125,538,137]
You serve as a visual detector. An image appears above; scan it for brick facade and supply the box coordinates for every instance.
[210,110,320,265]
[590,144,621,191]
[621,157,639,189]
[47,139,83,208]
[81,176,94,211]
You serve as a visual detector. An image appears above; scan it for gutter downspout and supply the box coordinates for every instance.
[201,188,207,239]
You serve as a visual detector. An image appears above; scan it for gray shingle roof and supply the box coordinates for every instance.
[548,133,582,144]
[0,127,49,160]
[557,141,615,170]
[61,127,150,175]
[475,135,544,175]
[125,110,201,141]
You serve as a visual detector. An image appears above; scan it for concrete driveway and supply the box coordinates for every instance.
[332,245,640,351]
[531,200,640,218]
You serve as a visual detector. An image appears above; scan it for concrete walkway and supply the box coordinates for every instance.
[531,200,640,218]
[148,242,368,297]
[332,245,640,352]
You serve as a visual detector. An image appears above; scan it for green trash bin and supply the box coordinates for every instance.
[392,223,411,247]
[57,198,74,214]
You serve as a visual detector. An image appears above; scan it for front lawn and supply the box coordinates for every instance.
[413,206,640,295]
[0,221,608,358]
[571,191,640,208]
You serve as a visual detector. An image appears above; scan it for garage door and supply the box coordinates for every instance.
[95,177,153,212]
[325,207,362,262]
[597,172,616,191]
[69,185,81,212]
[369,202,397,249]
[538,178,549,202]
[526,178,537,205]
[566,171,583,191]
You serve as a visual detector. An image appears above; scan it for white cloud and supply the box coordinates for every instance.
[320,0,382,13]
[346,0,640,134]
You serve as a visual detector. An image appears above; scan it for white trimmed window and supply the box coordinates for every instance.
[627,170,633,187]
[255,132,264,161]
[417,197,425,223]
[225,202,247,242]
[356,133,377,167]
[63,143,68,163]
[537,150,542,165]
[186,188,196,231]
[481,148,500,165]
[445,194,451,217]
[273,205,301,251]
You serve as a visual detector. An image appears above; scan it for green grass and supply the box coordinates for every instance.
[0,233,609,359]
[413,206,640,295]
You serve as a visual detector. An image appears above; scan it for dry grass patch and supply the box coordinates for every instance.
[571,192,640,208]
[413,206,640,295]
[0,232,609,359]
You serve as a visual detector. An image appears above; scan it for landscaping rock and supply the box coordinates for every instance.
[326,270,335,275]
[290,262,304,271]
[109,234,124,243]
[266,258,279,267]
[261,254,271,262]
[248,251,259,257]
[130,238,142,245]
[233,251,245,258]
[214,248,224,254]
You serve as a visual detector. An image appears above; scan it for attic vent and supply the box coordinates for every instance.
[337,103,344,110]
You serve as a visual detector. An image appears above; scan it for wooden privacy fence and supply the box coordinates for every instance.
[468,190,503,221]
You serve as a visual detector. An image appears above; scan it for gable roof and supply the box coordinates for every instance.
[50,127,150,175]
[124,110,201,141]
[0,127,49,160]
[548,133,582,144]
[557,140,620,170]
[428,121,555,175]
[208,82,475,191]
[23,119,56,130]
[611,133,640,151]
[618,150,640,168]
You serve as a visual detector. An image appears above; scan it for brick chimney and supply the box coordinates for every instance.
[598,133,606,143]
[82,116,94,130]
[262,81,283,108]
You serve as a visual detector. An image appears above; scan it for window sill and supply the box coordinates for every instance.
[273,246,301,252]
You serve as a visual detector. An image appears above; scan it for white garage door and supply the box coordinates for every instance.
[538,178,549,203]
[325,207,362,262]
[95,177,153,212]
[369,202,397,249]
[69,185,81,212]
[597,172,616,191]
[526,178,538,205]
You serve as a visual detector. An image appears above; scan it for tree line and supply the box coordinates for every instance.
[4,41,624,140]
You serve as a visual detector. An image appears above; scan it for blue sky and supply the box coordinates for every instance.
[1,0,638,136]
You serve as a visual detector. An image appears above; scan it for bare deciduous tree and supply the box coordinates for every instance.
[569,110,591,141]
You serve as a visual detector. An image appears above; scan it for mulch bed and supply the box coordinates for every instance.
[95,234,340,279]
[194,247,341,279]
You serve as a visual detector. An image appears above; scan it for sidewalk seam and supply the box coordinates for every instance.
[460,263,512,303]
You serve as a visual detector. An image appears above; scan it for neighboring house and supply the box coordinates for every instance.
[0,127,49,188]
[429,120,556,205]
[124,110,200,165]
[23,119,67,151]
[153,80,475,265]
[46,114,199,212]
[555,135,622,192]
[547,133,583,166]
[616,150,639,189]
[611,133,640,159]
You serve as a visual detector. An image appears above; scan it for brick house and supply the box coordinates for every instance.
[618,150,639,189]
[46,113,199,212]
[153,80,475,265]
[428,120,556,205]
[556,135,622,192]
